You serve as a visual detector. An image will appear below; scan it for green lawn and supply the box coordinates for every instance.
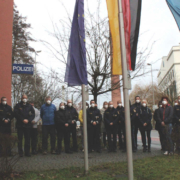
[15,155,180,180]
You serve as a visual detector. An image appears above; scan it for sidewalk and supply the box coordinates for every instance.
[13,147,162,172]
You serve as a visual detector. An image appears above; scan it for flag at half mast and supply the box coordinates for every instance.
[106,0,122,75]
[65,0,87,86]
[106,0,132,75]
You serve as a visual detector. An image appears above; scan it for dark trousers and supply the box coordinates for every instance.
[157,127,164,150]
[122,126,136,150]
[107,125,118,151]
[30,128,38,152]
[70,124,78,150]
[56,126,70,152]
[140,129,151,149]
[17,128,31,155]
[134,124,139,149]
[80,126,84,149]
[56,127,63,152]
[103,132,107,147]
[42,125,55,151]
[118,125,123,149]
[88,125,101,151]
[162,124,173,153]
[0,127,11,156]
[64,126,70,152]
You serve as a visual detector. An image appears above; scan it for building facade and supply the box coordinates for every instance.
[0,0,13,105]
[157,44,180,101]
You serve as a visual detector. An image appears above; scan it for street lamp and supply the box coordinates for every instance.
[34,50,41,91]
[147,63,155,109]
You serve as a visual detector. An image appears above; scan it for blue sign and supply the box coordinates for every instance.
[12,64,34,75]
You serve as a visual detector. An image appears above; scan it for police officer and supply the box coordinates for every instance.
[100,101,108,149]
[55,102,72,154]
[173,96,180,153]
[138,100,152,152]
[66,100,78,152]
[87,100,102,153]
[14,94,35,157]
[154,101,164,150]
[0,97,13,134]
[0,97,13,156]
[124,101,136,153]
[116,100,125,150]
[131,96,141,150]
[104,101,118,152]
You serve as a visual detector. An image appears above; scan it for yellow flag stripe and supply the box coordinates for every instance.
[106,0,122,75]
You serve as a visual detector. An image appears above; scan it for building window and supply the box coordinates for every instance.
[163,61,165,67]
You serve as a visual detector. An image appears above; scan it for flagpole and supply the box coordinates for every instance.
[118,0,134,180]
[82,84,89,174]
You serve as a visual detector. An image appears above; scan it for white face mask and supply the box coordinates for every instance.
[118,103,122,107]
[162,101,167,105]
[142,103,146,107]
[2,101,7,105]
[46,100,51,105]
[68,103,72,107]
[136,100,140,103]
[91,104,95,108]
[60,106,65,110]
[104,105,108,109]
[175,103,178,106]
[86,106,88,109]
[109,105,113,108]
[159,105,162,108]
[22,99,27,103]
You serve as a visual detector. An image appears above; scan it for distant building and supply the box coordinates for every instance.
[157,44,180,101]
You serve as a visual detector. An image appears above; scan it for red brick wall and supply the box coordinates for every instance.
[111,75,121,108]
[0,0,14,105]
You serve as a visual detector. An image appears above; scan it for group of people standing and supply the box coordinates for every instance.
[154,96,180,155]
[0,94,180,157]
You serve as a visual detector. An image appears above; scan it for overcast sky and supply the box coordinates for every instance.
[14,0,180,107]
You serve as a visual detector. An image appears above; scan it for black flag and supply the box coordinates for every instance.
[130,0,142,70]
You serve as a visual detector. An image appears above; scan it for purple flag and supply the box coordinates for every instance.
[65,0,87,86]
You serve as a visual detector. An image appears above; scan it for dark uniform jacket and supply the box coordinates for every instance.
[87,107,102,128]
[65,106,78,126]
[131,103,141,126]
[55,109,67,127]
[154,108,161,130]
[173,105,180,125]
[14,102,35,128]
[157,104,173,125]
[116,106,125,127]
[104,107,118,126]
[0,103,13,129]
[138,106,152,131]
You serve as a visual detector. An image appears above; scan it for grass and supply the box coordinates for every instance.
[14,155,180,180]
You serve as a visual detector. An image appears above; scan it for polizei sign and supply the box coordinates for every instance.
[12,64,34,75]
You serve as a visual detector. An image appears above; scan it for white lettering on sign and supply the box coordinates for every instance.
[13,66,34,72]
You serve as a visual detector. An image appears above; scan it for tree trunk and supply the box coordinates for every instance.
[93,93,98,104]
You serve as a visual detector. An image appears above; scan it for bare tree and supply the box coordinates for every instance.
[129,83,176,107]
[41,0,153,103]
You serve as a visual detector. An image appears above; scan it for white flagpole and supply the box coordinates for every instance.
[82,84,89,174]
[118,0,134,180]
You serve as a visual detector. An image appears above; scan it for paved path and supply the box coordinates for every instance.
[1,130,161,172]
[13,147,162,172]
